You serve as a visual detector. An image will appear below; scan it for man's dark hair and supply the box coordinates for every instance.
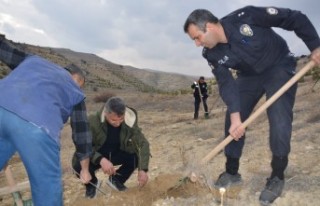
[64,63,85,83]
[104,97,126,116]
[183,9,219,33]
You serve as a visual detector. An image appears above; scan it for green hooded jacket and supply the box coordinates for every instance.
[73,106,150,171]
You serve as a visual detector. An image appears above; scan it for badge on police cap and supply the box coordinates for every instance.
[240,24,253,37]
[266,7,278,15]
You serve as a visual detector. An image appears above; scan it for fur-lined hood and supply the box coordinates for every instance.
[100,106,137,128]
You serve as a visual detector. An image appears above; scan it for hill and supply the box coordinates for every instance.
[0,36,198,93]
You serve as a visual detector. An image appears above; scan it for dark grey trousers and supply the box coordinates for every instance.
[224,57,297,158]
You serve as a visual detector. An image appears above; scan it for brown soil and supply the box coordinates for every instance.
[1,71,320,206]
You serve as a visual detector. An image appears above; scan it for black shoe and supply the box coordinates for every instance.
[106,176,127,191]
[259,177,284,205]
[214,172,242,188]
[85,179,102,199]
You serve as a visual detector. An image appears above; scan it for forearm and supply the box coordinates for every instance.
[79,158,91,183]
[71,100,93,160]
[229,112,245,140]
[230,112,242,125]
[311,47,320,65]
[80,158,90,171]
[0,35,29,69]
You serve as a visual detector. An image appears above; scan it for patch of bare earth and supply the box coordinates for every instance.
[1,75,320,206]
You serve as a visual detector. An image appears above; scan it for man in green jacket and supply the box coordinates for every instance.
[72,97,150,198]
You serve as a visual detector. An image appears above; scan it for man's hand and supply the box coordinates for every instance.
[80,169,92,184]
[311,47,320,66]
[79,158,91,184]
[137,170,148,187]
[100,157,116,175]
[229,112,245,140]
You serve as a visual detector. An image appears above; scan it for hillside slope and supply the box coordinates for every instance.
[0,36,198,93]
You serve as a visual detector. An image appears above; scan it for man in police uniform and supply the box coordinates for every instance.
[191,76,209,119]
[184,6,320,204]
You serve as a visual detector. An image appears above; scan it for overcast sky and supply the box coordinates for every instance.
[0,0,319,77]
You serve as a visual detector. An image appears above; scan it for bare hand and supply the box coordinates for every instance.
[80,169,92,184]
[100,158,116,175]
[229,124,245,141]
[137,170,148,187]
[311,47,320,66]
[229,112,245,140]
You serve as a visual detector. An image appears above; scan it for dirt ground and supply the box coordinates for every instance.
[1,72,320,206]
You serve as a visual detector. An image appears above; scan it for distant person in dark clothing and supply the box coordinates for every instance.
[191,76,209,119]
[72,97,150,198]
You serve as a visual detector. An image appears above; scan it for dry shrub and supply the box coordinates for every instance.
[93,91,115,103]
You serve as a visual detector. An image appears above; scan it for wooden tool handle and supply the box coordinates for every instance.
[4,165,24,206]
[201,60,316,164]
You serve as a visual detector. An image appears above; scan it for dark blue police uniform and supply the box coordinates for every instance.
[202,6,320,167]
[191,81,209,119]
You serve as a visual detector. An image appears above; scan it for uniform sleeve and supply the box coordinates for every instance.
[247,6,320,51]
[211,65,240,113]
[0,35,30,69]
[70,100,93,161]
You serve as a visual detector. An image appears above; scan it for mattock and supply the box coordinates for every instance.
[189,60,316,182]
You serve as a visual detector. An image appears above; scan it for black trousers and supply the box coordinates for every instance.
[73,150,137,185]
[224,57,297,159]
[194,97,208,117]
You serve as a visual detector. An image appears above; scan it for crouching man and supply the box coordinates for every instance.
[72,97,150,198]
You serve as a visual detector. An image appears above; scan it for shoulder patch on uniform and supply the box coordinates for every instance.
[240,24,253,36]
[266,7,278,15]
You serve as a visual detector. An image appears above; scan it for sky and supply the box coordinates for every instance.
[0,0,319,77]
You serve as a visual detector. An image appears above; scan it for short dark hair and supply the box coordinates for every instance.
[104,97,126,116]
[183,9,219,33]
[64,63,85,83]
[199,76,205,80]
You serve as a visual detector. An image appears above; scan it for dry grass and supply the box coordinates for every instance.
[1,59,320,206]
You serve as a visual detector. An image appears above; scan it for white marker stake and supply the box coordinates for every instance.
[219,187,226,206]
